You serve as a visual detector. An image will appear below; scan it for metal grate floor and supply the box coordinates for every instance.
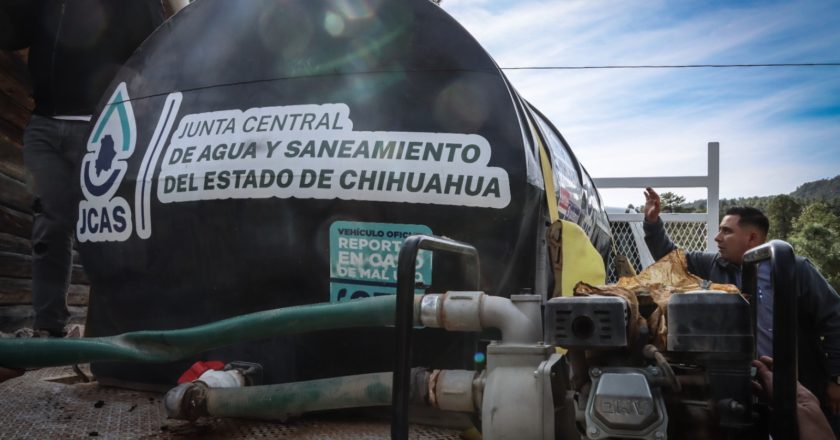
[0,366,464,440]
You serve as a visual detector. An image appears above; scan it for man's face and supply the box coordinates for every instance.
[714,215,765,264]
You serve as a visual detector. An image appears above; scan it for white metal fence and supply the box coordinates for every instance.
[604,213,709,283]
[595,142,720,283]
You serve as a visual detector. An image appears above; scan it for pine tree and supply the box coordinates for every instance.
[789,202,840,292]
[660,192,686,213]
[766,195,802,241]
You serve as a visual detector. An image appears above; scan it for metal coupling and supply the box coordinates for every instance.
[420,291,484,332]
[428,369,481,413]
[164,381,209,421]
[420,294,444,328]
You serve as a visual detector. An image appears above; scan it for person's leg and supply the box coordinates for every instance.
[22,116,88,335]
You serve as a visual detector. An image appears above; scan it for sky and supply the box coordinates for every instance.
[439,0,840,208]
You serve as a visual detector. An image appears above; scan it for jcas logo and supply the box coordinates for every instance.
[77,82,135,242]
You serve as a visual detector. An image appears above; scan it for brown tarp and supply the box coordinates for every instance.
[575,249,740,348]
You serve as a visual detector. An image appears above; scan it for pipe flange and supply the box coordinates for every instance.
[428,369,441,408]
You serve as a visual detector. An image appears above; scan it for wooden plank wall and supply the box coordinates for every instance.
[0,50,89,332]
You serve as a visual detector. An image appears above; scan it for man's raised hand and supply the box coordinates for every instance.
[644,187,661,222]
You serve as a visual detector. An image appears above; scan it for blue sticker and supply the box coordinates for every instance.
[330,221,433,302]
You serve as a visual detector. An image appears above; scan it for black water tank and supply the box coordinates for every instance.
[78,0,608,385]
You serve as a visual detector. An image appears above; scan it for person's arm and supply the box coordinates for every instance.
[798,259,840,413]
[0,0,34,50]
[643,216,678,261]
[642,187,719,279]
[753,356,835,440]
[643,187,678,260]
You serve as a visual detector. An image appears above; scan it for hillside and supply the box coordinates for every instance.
[683,174,840,211]
[674,174,840,292]
[791,175,840,202]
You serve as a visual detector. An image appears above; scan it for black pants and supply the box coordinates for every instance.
[22,115,88,333]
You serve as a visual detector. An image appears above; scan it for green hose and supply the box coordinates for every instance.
[0,295,411,369]
[205,372,395,421]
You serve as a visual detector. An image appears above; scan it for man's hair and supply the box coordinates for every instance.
[725,206,769,236]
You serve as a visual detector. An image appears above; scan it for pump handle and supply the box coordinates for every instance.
[743,240,798,440]
[392,235,479,440]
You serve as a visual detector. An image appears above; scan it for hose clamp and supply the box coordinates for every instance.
[420,294,444,328]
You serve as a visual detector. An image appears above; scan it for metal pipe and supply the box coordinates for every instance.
[0,295,412,369]
[643,344,681,392]
[393,235,479,440]
[743,240,798,440]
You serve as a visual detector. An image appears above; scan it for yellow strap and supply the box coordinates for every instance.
[530,118,559,223]
[559,219,606,295]
[529,117,606,298]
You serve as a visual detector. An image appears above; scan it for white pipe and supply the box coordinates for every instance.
[420,292,542,344]
[480,295,541,344]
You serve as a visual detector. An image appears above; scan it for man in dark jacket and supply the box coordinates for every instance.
[643,186,840,435]
[0,1,166,337]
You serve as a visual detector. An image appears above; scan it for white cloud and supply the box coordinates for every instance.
[442,0,840,206]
